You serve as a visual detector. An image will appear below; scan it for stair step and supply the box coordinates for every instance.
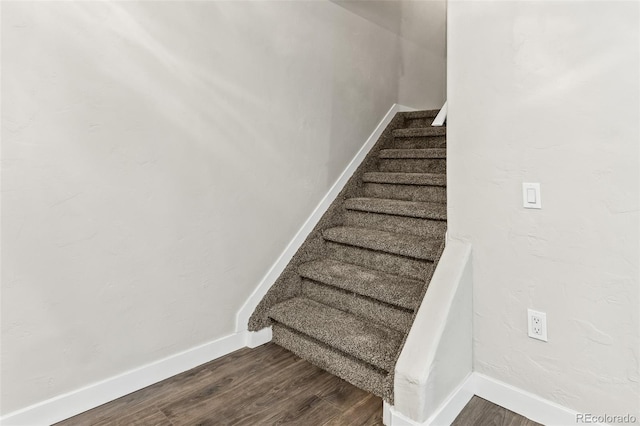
[384,137,446,150]
[271,324,390,399]
[344,197,446,221]
[322,226,441,261]
[393,127,446,138]
[363,172,446,187]
[326,242,433,281]
[299,259,423,310]
[301,281,413,332]
[379,148,446,159]
[269,297,402,371]
[402,110,439,119]
[364,182,446,203]
[379,159,445,174]
[344,209,447,238]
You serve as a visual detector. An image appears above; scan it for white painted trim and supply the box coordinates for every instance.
[431,101,447,126]
[425,373,475,426]
[234,103,416,333]
[388,372,592,426]
[245,326,272,348]
[383,400,392,425]
[0,332,246,426]
[387,373,474,426]
[469,373,595,426]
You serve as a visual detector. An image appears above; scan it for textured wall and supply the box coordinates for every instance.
[332,0,447,109]
[398,0,447,109]
[448,0,639,418]
[1,0,445,414]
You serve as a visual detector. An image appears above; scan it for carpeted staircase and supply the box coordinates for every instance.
[248,110,447,402]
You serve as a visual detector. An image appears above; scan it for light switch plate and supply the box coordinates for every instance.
[523,183,541,209]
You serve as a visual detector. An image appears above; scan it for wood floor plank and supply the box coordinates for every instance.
[219,362,334,425]
[92,405,172,426]
[314,374,371,412]
[452,396,541,426]
[56,345,539,426]
[238,394,340,426]
[161,351,312,425]
[56,348,251,425]
[321,393,383,426]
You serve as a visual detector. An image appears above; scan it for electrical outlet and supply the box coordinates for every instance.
[527,309,547,342]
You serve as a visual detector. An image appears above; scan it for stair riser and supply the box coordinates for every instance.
[301,280,413,333]
[379,158,446,174]
[384,136,446,149]
[272,324,390,399]
[326,241,432,281]
[363,183,447,203]
[343,210,447,238]
[404,117,435,128]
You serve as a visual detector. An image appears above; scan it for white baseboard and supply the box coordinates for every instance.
[388,372,590,426]
[426,374,475,426]
[0,332,246,426]
[469,373,593,426]
[234,103,415,333]
[245,326,272,348]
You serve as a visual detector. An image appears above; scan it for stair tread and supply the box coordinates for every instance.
[344,197,446,220]
[269,297,402,371]
[402,110,439,119]
[322,226,442,260]
[363,172,446,187]
[272,324,390,399]
[299,258,423,310]
[393,127,446,138]
[379,148,446,159]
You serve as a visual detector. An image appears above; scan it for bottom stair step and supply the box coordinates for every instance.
[268,297,402,372]
[272,324,392,400]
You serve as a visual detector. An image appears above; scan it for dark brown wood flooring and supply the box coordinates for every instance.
[56,343,538,426]
[452,397,541,426]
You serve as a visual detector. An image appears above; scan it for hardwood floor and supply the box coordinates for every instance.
[56,343,381,426]
[452,397,541,426]
[56,343,538,426]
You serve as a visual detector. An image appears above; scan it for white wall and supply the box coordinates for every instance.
[398,0,447,109]
[0,0,446,414]
[448,0,639,419]
[332,0,447,110]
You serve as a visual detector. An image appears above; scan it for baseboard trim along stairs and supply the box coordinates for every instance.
[235,103,416,333]
[384,372,599,426]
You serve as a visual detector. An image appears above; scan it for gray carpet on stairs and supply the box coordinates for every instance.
[248,110,447,403]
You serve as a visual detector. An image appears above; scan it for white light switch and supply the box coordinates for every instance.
[523,183,541,209]
[526,188,536,203]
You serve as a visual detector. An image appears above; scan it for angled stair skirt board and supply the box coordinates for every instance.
[235,103,416,334]
[384,372,598,426]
